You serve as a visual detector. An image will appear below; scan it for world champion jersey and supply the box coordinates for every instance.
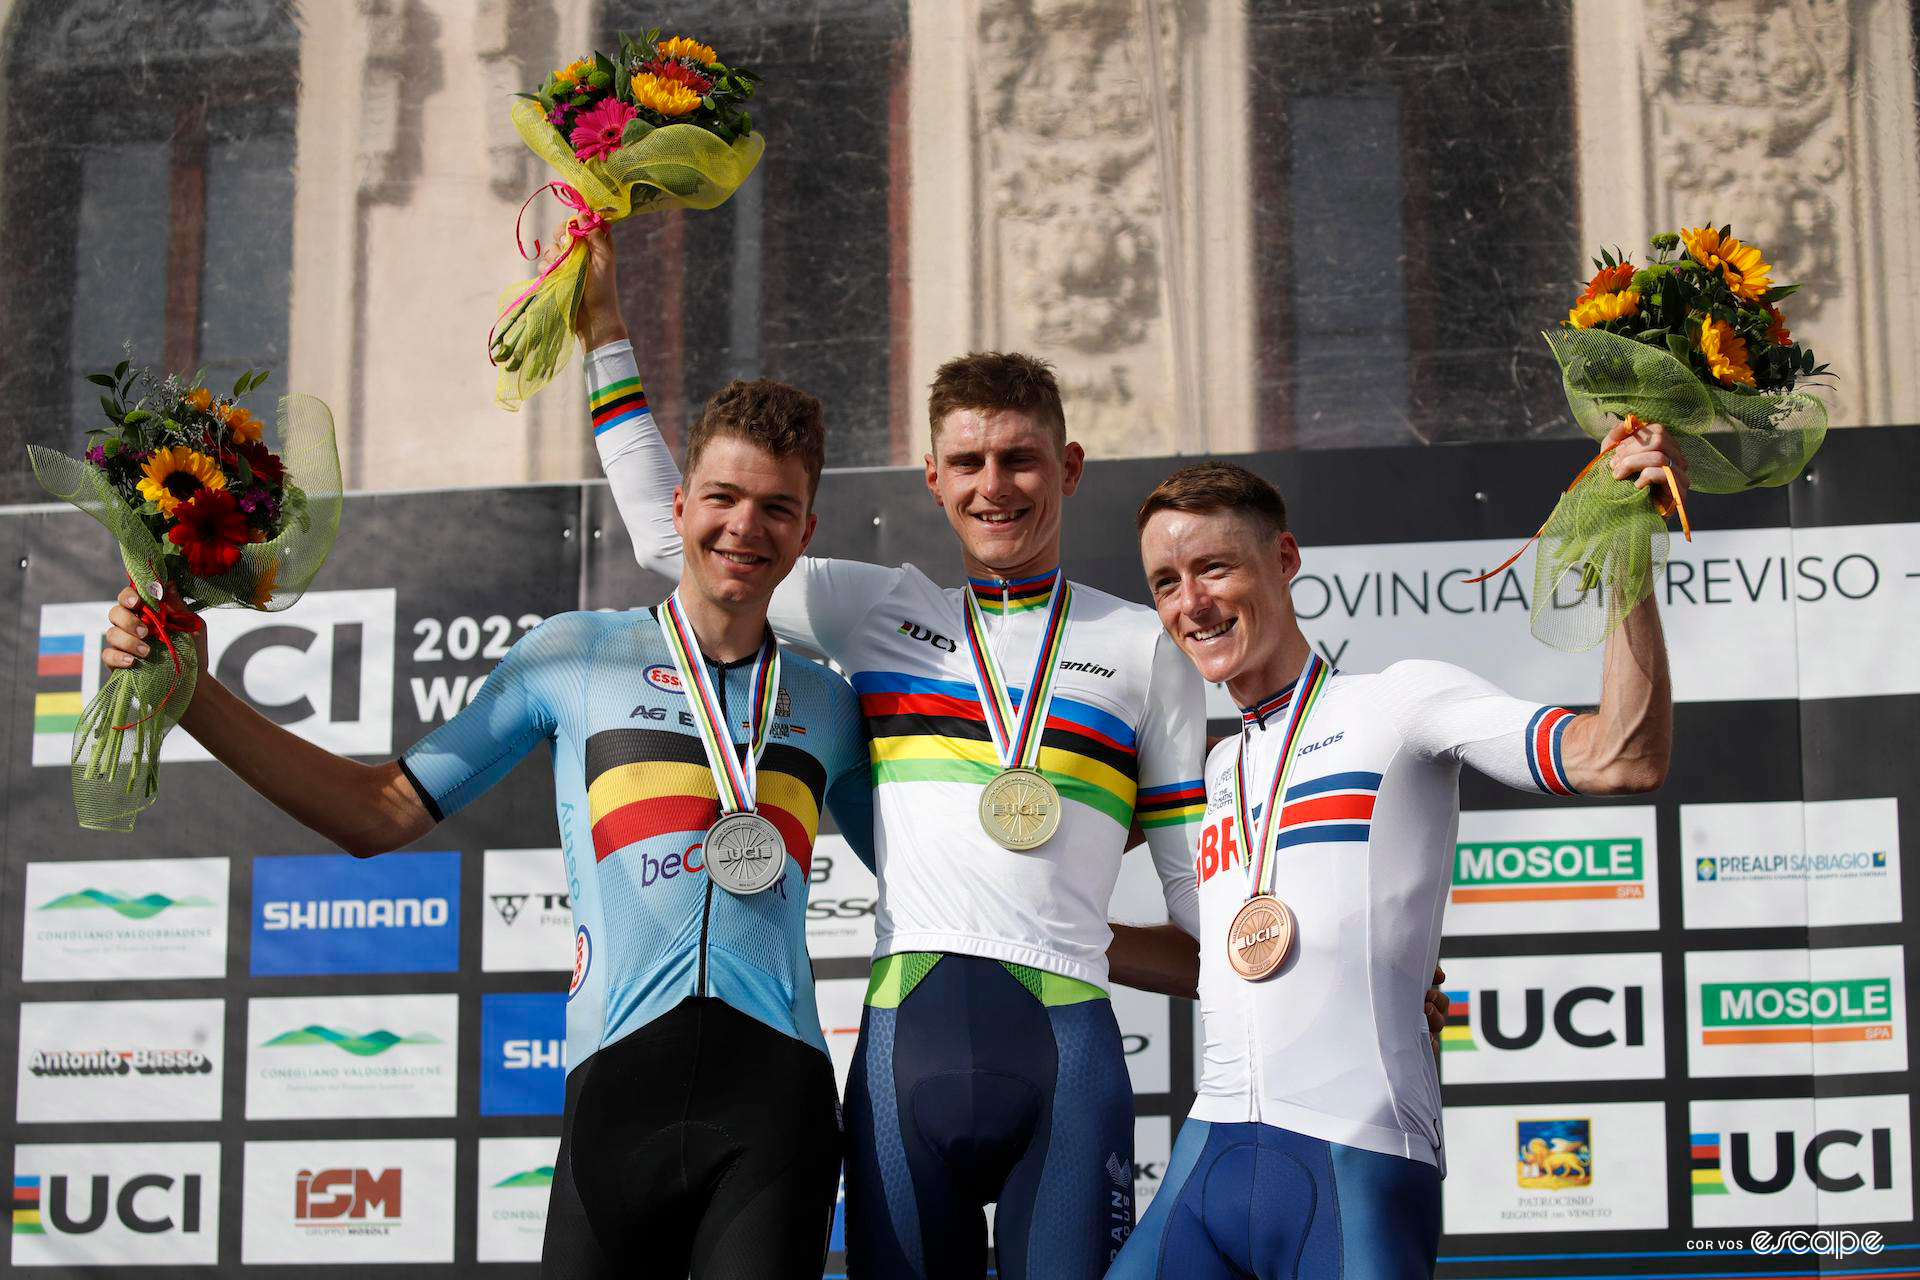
[399,609,873,1075]
[590,341,1205,987]
[1190,660,1579,1169]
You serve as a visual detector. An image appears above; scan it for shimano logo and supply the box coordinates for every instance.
[262,898,450,930]
[897,621,957,652]
[1059,659,1115,679]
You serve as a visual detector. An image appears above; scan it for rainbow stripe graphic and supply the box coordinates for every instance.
[967,572,1056,615]
[1135,780,1204,830]
[11,1176,43,1234]
[590,373,650,437]
[1440,990,1474,1051]
[856,672,1138,827]
[1689,1132,1729,1195]
[34,634,87,735]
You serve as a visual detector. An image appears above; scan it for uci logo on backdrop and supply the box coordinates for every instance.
[1438,953,1666,1085]
[1689,1095,1912,1228]
[11,1142,220,1267]
[31,589,396,766]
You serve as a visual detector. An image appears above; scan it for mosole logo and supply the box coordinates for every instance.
[1446,807,1660,936]
[1437,953,1665,1084]
[1681,799,1903,930]
[12,1142,220,1266]
[243,1139,453,1264]
[1686,946,1906,1078]
[1442,1102,1667,1235]
[246,995,457,1120]
[33,590,395,766]
[251,852,460,976]
[1689,1095,1911,1228]
[22,858,229,982]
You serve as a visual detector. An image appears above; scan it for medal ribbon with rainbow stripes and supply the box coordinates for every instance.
[1226,648,1332,981]
[961,575,1073,850]
[656,592,790,895]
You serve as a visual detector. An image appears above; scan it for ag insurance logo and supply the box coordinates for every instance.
[1690,1095,1911,1227]
[12,1142,220,1267]
[21,857,228,982]
[33,589,395,766]
[1437,953,1664,1084]
[243,1139,454,1264]
[251,852,459,975]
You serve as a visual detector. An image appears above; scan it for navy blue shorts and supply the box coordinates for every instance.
[842,953,1135,1280]
[1108,1118,1441,1279]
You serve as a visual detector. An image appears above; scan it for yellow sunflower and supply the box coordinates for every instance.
[245,558,281,610]
[552,57,594,89]
[658,35,718,65]
[183,387,213,414]
[1568,290,1641,330]
[137,446,227,517]
[1680,226,1773,302]
[631,70,701,117]
[1694,315,1756,388]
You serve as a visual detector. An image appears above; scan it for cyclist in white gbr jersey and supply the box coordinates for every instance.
[1112,454,1683,1279]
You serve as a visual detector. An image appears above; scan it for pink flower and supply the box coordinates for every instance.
[569,98,636,162]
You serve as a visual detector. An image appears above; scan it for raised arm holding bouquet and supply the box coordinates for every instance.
[488,29,764,408]
[1481,224,1832,650]
[27,362,341,831]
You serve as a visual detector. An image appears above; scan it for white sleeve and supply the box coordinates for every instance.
[586,340,903,659]
[1374,659,1582,797]
[1131,629,1207,937]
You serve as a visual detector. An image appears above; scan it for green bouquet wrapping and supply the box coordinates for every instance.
[28,362,342,831]
[489,29,765,410]
[1505,227,1831,651]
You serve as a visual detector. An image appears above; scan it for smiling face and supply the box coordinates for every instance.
[925,407,1085,581]
[1139,506,1305,701]
[672,434,817,614]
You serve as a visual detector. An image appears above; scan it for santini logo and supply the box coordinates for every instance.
[262,898,449,930]
[1059,659,1115,679]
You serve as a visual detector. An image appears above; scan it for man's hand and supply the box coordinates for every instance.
[1426,966,1450,1053]
[1601,416,1689,518]
[573,227,628,351]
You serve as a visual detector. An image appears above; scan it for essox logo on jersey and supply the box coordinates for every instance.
[33,591,395,767]
[1451,838,1646,903]
[643,665,683,693]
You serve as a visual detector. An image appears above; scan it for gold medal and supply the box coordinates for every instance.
[978,767,1061,851]
[1226,894,1294,981]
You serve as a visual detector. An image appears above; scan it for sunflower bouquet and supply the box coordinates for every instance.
[1495,224,1830,650]
[27,360,342,831]
[489,29,765,409]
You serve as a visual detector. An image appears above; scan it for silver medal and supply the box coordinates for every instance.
[704,810,787,896]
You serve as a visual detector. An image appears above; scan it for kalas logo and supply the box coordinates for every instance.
[643,665,683,693]
[1691,1128,1893,1197]
[1441,986,1646,1053]
[29,1048,213,1077]
[34,888,212,920]
[1451,838,1646,903]
[1515,1118,1592,1190]
[1700,978,1894,1046]
[295,1168,401,1224]
[11,1171,204,1236]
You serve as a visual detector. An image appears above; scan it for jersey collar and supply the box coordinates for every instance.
[1240,677,1299,730]
[965,566,1062,616]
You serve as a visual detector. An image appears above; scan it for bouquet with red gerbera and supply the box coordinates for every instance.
[28,359,342,830]
[488,29,765,409]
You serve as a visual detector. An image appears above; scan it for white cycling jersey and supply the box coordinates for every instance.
[589,342,1204,986]
[1191,659,1579,1168]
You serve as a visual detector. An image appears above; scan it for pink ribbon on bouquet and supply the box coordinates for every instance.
[486,182,608,365]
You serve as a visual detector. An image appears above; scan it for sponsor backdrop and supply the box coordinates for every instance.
[0,430,1914,1276]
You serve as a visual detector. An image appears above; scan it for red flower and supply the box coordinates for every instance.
[644,58,714,96]
[167,489,250,578]
[1576,262,1636,304]
[221,439,287,488]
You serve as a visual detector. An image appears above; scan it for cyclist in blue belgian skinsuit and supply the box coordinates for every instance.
[102,381,873,1278]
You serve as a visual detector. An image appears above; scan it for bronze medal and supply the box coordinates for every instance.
[1226,893,1294,981]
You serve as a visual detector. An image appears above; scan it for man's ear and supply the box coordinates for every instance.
[923,453,943,506]
[1060,441,1087,496]
[671,485,688,535]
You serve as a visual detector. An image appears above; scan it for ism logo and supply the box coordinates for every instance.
[295,1168,401,1225]
[1515,1119,1592,1191]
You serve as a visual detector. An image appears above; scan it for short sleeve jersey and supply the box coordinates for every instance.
[1188,659,1579,1169]
[399,610,873,1075]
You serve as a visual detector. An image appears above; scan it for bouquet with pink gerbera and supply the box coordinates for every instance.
[488,29,765,409]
